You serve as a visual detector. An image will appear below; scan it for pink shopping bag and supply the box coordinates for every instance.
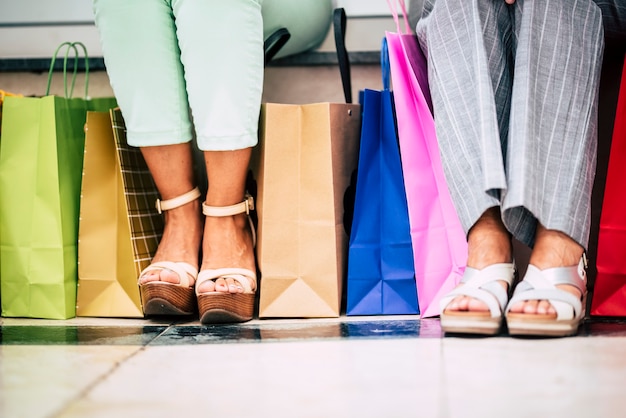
[385,0,467,317]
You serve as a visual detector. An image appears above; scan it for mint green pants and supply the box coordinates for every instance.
[93,0,331,150]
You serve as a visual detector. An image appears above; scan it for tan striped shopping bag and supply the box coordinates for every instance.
[76,109,163,317]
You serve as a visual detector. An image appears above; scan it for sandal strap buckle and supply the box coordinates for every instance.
[202,194,255,217]
[156,187,201,214]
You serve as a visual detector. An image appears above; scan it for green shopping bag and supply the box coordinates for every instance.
[0,42,117,319]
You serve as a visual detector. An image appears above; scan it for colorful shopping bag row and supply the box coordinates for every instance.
[0,7,468,320]
[0,42,117,319]
[255,6,466,319]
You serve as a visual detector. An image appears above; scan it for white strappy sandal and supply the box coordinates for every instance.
[139,187,201,316]
[505,256,587,337]
[196,194,257,324]
[439,263,516,335]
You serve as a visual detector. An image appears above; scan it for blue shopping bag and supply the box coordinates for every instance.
[346,39,418,315]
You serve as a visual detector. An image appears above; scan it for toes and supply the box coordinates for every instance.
[453,296,467,311]
[159,269,181,285]
[522,300,539,314]
[467,297,489,312]
[445,297,460,311]
[139,271,159,285]
[537,300,554,315]
[445,296,489,312]
[140,269,179,285]
[225,278,243,294]
[214,278,229,292]
[509,300,556,315]
[507,301,524,313]
[456,296,489,312]
[197,277,247,294]
[197,279,216,293]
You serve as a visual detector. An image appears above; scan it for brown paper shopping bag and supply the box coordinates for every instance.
[76,109,162,317]
[252,9,360,318]
[253,102,360,318]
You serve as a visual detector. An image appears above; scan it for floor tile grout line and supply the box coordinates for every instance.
[47,324,175,418]
[47,345,144,418]
[147,323,179,346]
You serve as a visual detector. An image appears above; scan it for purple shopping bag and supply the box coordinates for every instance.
[385,0,467,317]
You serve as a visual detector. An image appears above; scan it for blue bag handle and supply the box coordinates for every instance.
[46,41,90,99]
[381,38,391,92]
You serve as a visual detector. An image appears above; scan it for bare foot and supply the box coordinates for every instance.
[138,198,203,286]
[445,207,513,313]
[197,211,256,294]
[507,225,584,316]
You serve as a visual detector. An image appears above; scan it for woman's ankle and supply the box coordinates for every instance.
[154,202,202,259]
[529,226,583,269]
[466,209,512,269]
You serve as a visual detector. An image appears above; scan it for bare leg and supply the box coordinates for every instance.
[508,225,584,315]
[444,207,513,312]
[138,143,203,285]
[198,148,256,294]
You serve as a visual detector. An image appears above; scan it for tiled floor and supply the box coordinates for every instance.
[2,315,626,418]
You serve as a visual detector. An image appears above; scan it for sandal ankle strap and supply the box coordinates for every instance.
[156,187,201,214]
[202,194,254,217]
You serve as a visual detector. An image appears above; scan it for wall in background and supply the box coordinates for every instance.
[0,0,400,60]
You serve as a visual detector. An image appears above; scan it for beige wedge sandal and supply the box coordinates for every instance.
[139,187,201,316]
[505,255,588,337]
[439,263,516,335]
[196,194,257,324]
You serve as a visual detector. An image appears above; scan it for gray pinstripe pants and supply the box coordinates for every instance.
[416,0,607,249]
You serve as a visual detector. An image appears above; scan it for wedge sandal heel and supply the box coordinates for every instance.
[141,276,197,316]
[196,195,258,324]
[138,187,201,317]
[197,291,256,323]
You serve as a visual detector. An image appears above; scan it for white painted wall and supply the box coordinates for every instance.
[0,0,94,23]
[0,0,398,59]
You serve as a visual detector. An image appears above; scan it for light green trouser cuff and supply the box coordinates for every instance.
[93,0,332,151]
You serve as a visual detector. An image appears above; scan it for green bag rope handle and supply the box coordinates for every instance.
[46,41,90,99]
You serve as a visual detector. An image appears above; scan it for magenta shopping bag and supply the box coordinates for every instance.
[385,0,467,318]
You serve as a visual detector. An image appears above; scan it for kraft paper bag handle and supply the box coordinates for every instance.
[333,8,352,104]
[46,41,90,99]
